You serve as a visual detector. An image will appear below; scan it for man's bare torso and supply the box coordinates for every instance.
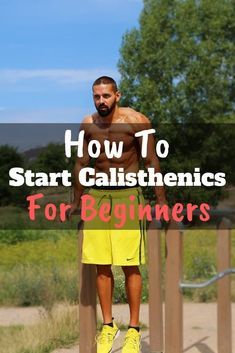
[82,107,150,175]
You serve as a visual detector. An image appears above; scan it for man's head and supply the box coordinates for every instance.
[92,76,121,117]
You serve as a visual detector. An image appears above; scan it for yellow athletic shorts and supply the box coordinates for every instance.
[82,187,146,266]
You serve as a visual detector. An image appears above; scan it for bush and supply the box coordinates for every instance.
[186,253,216,280]
[0,304,79,353]
[0,229,77,245]
[0,264,78,308]
[0,145,30,207]
[192,285,217,302]
[0,229,234,307]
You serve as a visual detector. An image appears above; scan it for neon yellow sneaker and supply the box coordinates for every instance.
[121,328,141,353]
[97,321,120,353]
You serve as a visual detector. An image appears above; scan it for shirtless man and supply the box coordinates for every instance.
[69,76,166,353]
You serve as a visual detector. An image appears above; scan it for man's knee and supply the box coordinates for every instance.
[122,265,140,276]
[96,264,113,278]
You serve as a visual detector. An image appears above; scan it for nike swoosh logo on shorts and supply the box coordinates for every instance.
[126,257,134,261]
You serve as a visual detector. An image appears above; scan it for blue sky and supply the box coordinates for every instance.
[0,0,143,123]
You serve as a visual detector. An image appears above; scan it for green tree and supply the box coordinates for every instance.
[0,145,29,206]
[30,143,75,175]
[119,0,235,123]
[118,0,235,206]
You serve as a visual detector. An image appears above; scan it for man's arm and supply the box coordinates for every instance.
[135,114,167,205]
[144,136,167,205]
[67,122,90,219]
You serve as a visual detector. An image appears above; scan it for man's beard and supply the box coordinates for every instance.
[96,101,116,117]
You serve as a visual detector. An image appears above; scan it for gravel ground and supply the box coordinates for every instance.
[0,303,234,353]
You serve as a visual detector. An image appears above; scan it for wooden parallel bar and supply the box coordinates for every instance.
[217,218,232,353]
[147,220,163,352]
[165,221,183,353]
[78,229,97,353]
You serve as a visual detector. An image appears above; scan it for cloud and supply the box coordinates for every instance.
[0,107,87,123]
[0,68,120,87]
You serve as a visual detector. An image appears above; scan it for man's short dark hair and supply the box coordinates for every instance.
[92,76,118,92]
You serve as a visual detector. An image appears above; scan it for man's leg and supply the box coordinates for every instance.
[96,264,114,323]
[96,265,120,353]
[122,266,142,327]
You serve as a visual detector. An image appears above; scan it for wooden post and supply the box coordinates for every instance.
[147,219,163,353]
[78,228,97,353]
[217,218,232,353]
[165,221,183,353]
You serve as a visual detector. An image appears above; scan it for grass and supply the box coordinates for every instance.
[0,227,234,353]
[0,304,79,353]
[0,204,79,231]
[183,229,235,301]
[0,228,234,306]
[0,233,79,307]
[0,186,80,231]
[0,325,24,336]
[0,263,78,308]
[0,232,78,268]
[0,304,147,353]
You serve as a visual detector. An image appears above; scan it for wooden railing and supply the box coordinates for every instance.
[78,216,234,353]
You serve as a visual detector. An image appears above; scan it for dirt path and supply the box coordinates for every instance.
[0,306,46,326]
[0,303,234,353]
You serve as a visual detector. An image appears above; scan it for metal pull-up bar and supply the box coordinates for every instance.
[78,215,234,353]
[180,268,235,289]
[162,217,233,353]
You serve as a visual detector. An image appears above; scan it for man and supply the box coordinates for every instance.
[69,76,166,353]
